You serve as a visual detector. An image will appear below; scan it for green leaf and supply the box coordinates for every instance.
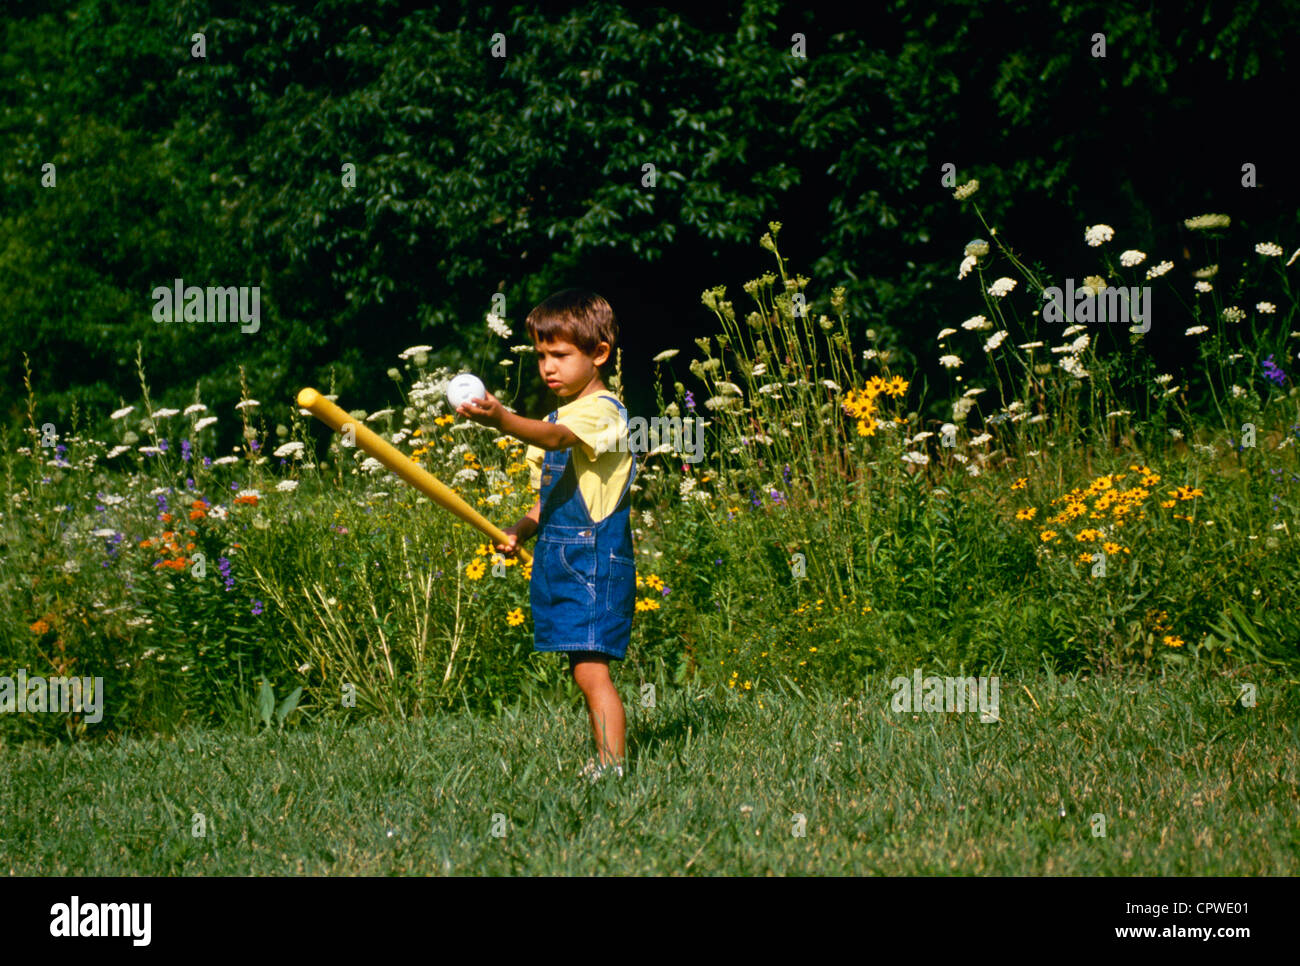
[258,679,274,728]
[276,687,304,727]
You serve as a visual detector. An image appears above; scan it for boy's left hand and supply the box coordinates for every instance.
[457,390,507,429]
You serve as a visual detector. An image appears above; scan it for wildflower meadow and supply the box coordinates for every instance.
[5,206,1299,877]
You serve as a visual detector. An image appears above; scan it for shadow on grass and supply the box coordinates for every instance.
[627,685,740,768]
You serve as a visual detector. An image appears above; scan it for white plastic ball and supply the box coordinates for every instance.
[447,373,487,410]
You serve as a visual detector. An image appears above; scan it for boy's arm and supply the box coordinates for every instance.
[499,410,582,452]
[516,499,541,540]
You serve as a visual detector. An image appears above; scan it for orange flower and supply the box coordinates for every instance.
[162,531,175,540]
[191,499,208,510]
[30,619,50,634]
[189,510,205,520]
[186,542,195,551]
[187,529,197,537]
[234,494,258,506]
[139,538,155,549]
[161,512,173,523]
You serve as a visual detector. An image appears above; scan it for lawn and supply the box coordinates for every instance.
[3,665,1295,875]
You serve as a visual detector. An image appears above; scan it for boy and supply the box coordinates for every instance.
[456,289,636,782]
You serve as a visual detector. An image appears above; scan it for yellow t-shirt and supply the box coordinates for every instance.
[525,393,632,523]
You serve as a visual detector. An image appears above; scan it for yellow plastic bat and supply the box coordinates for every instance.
[296,387,532,565]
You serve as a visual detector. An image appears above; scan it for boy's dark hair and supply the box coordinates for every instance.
[525,289,618,369]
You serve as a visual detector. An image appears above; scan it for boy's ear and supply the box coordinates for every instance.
[593,341,611,366]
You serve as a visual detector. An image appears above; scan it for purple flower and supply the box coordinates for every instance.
[749,487,762,508]
[770,489,785,504]
[186,478,195,489]
[218,556,234,591]
[249,439,261,452]
[1262,354,1288,387]
[159,438,169,452]
[156,492,169,513]
[203,456,212,467]
[251,599,263,616]
[685,390,696,412]
[95,504,106,513]
[181,439,192,462]
[782,464,791,485]
[55,443,67,457]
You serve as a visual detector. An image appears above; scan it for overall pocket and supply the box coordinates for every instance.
[558,540,597,601]
[606,552,636,617]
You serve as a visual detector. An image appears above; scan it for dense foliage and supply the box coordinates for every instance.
[3,0,1296,440]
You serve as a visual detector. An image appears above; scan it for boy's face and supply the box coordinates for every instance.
[536,337,609,400]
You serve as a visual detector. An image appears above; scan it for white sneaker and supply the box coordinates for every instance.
[579,757,624,783]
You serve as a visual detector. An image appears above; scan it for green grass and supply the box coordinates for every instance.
[3,664,1295,875]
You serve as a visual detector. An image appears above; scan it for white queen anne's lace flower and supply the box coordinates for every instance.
[486,313,511,338]
[1085,224,1114,247]
[987,278,1017,298]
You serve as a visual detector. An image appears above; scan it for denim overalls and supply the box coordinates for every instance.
[530,394,637,658]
